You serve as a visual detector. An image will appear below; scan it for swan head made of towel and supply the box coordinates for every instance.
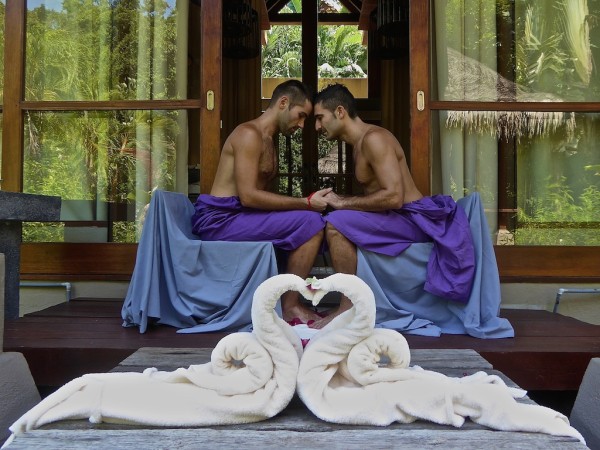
[254,272,411,370]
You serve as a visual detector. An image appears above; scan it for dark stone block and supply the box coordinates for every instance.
[0,191,61,222]
[0,192,62,319]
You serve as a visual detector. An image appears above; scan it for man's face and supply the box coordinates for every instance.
[280,99,312,136]
[314,103,339,140]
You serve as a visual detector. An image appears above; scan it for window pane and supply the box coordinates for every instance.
[432,110,600,246]
[0,112,3,182]
[433,0,600,102]
[25,0,187,101]
[0,0,4,104]
[516,112,600,245]
[22,110,187,243]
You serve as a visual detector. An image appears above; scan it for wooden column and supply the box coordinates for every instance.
[199,0,222,194]
[2,0,26,193]
[409,0,430,195]
[302,0,318,194]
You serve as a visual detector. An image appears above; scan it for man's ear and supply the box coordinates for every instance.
[336,105,346,119]
[278,96,289,110]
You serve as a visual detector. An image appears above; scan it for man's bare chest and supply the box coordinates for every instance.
[353,151,373,186]
[259,144,277,180]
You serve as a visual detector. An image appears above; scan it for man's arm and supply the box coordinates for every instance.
[325,132,404,211]
[233,126,330,211]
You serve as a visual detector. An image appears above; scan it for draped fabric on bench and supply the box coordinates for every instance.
[121,190,278,334]
[362,192,514,338]
[122,190,512,338]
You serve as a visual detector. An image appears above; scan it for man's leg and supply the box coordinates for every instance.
[309,223,355,329]
[280,230,325,323]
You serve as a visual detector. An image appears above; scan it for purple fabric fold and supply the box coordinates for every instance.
[191,194,326,251]
[325,195,475,302]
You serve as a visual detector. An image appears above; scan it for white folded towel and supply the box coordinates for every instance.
[296,273,585,444]
[4,274,309,446]
[4,273,585,447]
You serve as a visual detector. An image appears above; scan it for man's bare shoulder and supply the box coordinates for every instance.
[361,126,403,155]
[221,122,262,159]
[230,121,262,143]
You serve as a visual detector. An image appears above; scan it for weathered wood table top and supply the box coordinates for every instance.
[6,348,588,449]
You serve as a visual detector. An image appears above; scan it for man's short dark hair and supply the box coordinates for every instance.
[269,79,312,109]
[314,83,357,118]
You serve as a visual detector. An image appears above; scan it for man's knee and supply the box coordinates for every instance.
[325,222,342,240]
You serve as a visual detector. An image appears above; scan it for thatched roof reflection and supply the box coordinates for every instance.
[318,147,344,174]
[443,48,576,140]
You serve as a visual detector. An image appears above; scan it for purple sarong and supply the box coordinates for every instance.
[192,194,326,251]
[325,195,475,302]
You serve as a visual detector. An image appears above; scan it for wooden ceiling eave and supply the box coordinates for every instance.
[358,0,376,30]
[266,0,289,14]
[263,0,365,27]
[265,0,363,13]
[259,0,271,30]
[339,0,361,14]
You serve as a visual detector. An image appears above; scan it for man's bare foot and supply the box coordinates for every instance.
[308,297,353,329]
[308,305,352,330]
[282,303,322,324]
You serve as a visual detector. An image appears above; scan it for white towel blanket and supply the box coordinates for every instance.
[4,275,312,446]
[296,273,585,444]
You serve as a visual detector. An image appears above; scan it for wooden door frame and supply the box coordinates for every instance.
[406,0,600,281]
[409,0,431,196]
[199,0,223,194]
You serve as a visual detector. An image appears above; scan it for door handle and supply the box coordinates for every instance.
[417,90,425,111]
[206,90,215,111]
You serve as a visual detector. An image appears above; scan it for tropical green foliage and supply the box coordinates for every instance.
[317,25,367,78]
[262,1,367,79]
[516,177,600,245]
[262,23,367,79]
[509,1,600,244]
[22,0,181,243]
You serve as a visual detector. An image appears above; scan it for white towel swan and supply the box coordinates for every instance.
[4,274,310,446]
[296,273,585,444]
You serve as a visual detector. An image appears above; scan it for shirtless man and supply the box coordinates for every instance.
[311,84,474,328]
[192,80,332,324]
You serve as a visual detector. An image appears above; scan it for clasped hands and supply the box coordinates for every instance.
[306,188,343,212]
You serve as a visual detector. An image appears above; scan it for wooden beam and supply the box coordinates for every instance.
[268,0,289,14]
[257,0,270,30]
[358,0,376,30]
[21,243,136,281]
[339,0,361,15]
[268,13,358,25]
[496,246,600,282]
[303,0,318,195]
[22,100,202,111]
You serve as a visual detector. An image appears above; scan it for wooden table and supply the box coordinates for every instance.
[6,348,587,449]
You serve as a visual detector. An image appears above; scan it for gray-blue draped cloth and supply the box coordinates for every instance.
[122,190,513,338]
[121,190,278,334]
[360,193,514,338]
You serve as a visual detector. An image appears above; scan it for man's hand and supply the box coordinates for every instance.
[307,188,333,212]
[323,190,344,209]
